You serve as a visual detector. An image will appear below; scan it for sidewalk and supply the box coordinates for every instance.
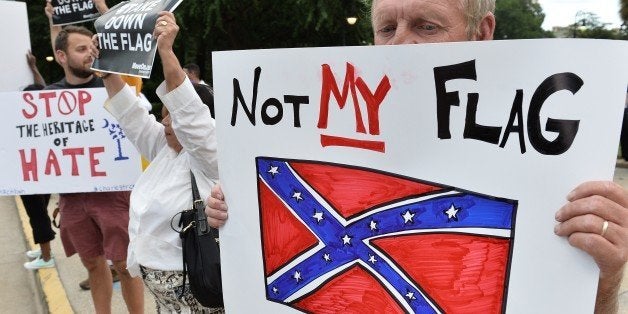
[2,166,627,313]
[3,194,155,313]
[0,195,45,314]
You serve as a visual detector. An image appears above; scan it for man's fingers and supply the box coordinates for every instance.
[567,181,628,207]
[556,194,625,225]
[555,214,622,245]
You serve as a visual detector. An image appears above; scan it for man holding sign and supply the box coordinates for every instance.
[205,0,627,313]
[45,25,144,314]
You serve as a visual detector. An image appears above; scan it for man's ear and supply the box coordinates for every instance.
[55,50,66,65]
[477,12,496,40]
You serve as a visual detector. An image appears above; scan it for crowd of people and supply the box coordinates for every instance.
[18,0,626,313]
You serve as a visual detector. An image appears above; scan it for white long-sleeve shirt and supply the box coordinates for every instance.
[105,78,218,277]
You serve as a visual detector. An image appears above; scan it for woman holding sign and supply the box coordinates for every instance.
[93,12,223,313]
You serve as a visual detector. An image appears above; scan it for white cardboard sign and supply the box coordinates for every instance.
[0,1,33,92]
[0,88,142,195]
[212,39,628,313]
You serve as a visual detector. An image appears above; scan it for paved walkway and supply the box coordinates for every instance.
[1,165,627,313]
[2,194,155,313]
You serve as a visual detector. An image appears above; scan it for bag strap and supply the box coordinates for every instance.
[178,170,210,300]
[191,171,209,236]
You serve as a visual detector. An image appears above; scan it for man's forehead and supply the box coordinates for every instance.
[372,0,465,23]
[372,0,464,13]
[67,33,92,46]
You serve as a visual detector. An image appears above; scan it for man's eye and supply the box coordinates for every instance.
[417,24,439,33]
[379,25,396,34]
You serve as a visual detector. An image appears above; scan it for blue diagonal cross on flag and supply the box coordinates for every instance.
[256,157,517,313]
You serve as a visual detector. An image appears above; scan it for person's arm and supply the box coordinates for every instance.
[154,11,219,180]
[554,181,628,313]
[92,0,109,14]
[45,0,61,64]
[26,51,46,86]
[89,35,167,160]
[154,11,186,91]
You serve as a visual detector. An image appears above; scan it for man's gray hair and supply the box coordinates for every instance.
[368,0,496,39]
[463,0,496,39]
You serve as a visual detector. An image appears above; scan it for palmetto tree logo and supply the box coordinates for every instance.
[103,119,128,161]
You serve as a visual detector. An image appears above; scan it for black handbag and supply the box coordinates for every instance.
[175,171,224,308]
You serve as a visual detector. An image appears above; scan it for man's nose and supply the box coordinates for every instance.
[391,26,420,45]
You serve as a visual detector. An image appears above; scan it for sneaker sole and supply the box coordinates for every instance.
[23,263,55,270]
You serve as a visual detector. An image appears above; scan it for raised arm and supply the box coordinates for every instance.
[93,0,109,14]
[44,0,61,64]
[153,11,219,180]
[154,11,186,91]
[90,34,167,161]
[26,51,46,86]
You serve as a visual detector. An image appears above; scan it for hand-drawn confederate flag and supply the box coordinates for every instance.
[256,157,517,314]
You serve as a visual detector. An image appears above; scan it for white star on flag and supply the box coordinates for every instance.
[268,165,280,177]
[272,287,278,294]
[313,211,324,223]
[368,254,378,264]
[342,234,352,245]
[292,191,303,202]
[323,253,331,262]
[402,210,415,223]
[369,220,378,231]
[293,271,302,283]
[445,204,460,220]
[405,291,417,300]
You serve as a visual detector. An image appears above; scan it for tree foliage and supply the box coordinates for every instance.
[24,0,372,102]
[572,12,628,40]
[494,0,553,39]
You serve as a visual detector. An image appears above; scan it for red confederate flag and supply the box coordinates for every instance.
[256,157,517,313]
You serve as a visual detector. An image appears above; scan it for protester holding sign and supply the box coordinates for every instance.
[205,0,628,313]
[46,25,144,314]
[92,11,222,313]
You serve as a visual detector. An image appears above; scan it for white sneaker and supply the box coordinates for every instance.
[26,249,41,259]
[24,256,55,270]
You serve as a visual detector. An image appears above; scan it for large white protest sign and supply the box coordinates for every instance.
[91,0,183,78]
[0,88,142,195]
[212,39,628,313]
[51,0,100,26]
[0,1,32,92]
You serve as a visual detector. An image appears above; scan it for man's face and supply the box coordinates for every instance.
[372,0,470,45]
[61,33,94,79]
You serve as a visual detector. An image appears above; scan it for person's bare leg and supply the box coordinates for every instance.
[81,255,112,314]
[112,260,144,314]
[40,242,52,261]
